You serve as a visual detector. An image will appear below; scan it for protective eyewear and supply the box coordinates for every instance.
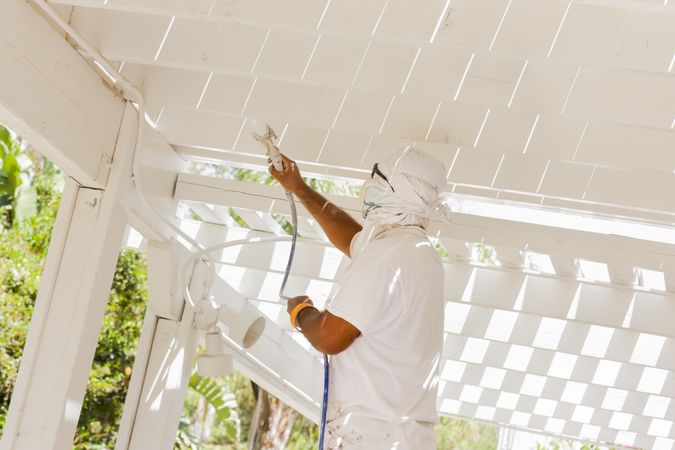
[370,163,395,192]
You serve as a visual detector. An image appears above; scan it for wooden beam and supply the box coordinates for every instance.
[0,0,124,187]
[443,303,675,371]
[174,175,675,273]
[126,315,198,450]
[442,264,675,338]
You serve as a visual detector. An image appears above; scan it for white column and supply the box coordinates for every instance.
[125,315,198,450]
[116,242,202,450]
[0,104,136,450]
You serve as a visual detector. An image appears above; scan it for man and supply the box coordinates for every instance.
[269,146,446,450]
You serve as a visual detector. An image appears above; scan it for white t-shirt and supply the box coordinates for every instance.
[325,226,445,450]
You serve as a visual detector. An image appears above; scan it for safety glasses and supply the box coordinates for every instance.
[370,163,395,192]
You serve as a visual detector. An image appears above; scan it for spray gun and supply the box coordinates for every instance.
[252,123,284,172]
[251,122,296,301]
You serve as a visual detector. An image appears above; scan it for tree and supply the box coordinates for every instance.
[247,388,298,449]
[74,249,148,449]
[0,125,23,227]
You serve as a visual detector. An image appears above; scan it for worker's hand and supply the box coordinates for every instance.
[269,154,307,195]
[287,295,313,315]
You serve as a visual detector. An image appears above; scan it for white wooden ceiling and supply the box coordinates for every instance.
[50,0,675,448]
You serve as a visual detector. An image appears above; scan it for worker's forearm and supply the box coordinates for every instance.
[296,308,334,354]
[294,184,362,257]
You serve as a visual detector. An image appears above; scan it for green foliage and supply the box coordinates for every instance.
[536,440,610,450]
[0,125,23,227]
[175,418,202,450]
[0,155,61,429]
[474,243,498,265]
[0,126,22,199]
[434,416,499,450]
[226,372,256,444]
[177,371,254,449]
[189,371,240,442]
[286,415,318,450]
[74,249,148,449]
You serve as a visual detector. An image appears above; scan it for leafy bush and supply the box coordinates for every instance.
[435,416,498,450]
[74,249,148,448]
[0,150,62,429]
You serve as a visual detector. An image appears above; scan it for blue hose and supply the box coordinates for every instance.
[319,354,329,449]
[279,191,330,450]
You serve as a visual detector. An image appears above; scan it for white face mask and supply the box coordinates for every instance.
[359,178,391,219]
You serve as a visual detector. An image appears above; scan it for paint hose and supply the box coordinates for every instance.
[252,124,329,450]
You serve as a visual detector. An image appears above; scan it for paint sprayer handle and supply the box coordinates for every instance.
[268,145,284,172]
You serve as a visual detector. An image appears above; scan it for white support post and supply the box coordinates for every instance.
[0,104,137,450]
[113,308,159,450]
[126,314,198,450]
[146,239,190,321]
[116,242,205,450]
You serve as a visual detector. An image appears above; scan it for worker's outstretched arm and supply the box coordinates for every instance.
[270,154,362,257]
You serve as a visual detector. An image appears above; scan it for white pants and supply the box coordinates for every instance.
[325,415,436,450]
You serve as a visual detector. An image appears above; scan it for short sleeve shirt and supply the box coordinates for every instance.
[325,226,445,449]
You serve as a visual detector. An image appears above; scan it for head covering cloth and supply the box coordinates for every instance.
[353,146,451,256]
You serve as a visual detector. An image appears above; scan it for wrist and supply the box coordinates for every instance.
[292,180,312,198]
[289,302,316,331]
[296,306,318,330]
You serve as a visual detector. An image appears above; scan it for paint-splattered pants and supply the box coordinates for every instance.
[325,415,436,450]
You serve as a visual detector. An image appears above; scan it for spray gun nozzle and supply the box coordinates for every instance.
[252,124,284,171]
[252,124,277,144]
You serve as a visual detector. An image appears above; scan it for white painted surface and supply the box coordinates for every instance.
[3,0,675,447]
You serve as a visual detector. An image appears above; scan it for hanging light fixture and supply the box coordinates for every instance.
[193,297,266,376]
